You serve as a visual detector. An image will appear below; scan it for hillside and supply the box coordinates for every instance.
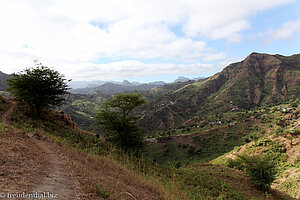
[0,71,11,91]
[0,96,165,200]
[138,52,300,133]
[62,81,198,131]
[61,92,110,130]
[211,101,300,199]
[1,95,293,199]
[141,99,300,199]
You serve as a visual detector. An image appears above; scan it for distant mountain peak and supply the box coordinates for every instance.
[174,76,190,83]
[122,80,134,86]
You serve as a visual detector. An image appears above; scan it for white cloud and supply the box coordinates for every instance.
[61,60,218,81]
[202,52,228,62]
[263,18,300,43]
[0,0,295,80]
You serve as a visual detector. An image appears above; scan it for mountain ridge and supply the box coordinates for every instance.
[70,81,167,95]
[137,52,300,133]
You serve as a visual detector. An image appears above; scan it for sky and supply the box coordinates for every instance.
[0,0,299,83]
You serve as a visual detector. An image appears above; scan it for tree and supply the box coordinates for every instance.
[227,154,277,190]
[7,61,70,116]
[95,93,146,152]
[241,154,277,190]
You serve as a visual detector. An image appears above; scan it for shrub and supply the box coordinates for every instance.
[7,61,70,117]
[95,93,146,152]
[93,183,110,199]
[237,154,277,190]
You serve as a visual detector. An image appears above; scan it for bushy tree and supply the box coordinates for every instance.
[7,61,70,116]
[227,154,277,190]
[95,93,146,152]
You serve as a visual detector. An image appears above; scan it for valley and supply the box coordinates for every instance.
[0,52,299,199]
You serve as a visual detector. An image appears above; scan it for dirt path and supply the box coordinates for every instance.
[2,101,16,125]
[32,140,77,200]
[1,101,77,199]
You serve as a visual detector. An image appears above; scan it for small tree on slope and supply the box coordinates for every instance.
[7,61,70,117]
[95,93,146,152]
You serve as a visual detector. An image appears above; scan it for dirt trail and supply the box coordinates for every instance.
[1,101,77,199]
[2,101,16,125]
[32,140,77,200]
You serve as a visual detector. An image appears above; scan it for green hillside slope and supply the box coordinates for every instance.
[138,53,300,133]
[1,95,294,199]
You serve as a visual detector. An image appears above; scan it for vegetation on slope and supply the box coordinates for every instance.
[211,100,300,199]
[1,97,166,200]
[138,53,300,133]
[140,98,299,198]
[1,95,291,199]
[1,52,299,200]
[61,92,109,131]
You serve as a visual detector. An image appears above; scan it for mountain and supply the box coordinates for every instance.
[174,76,190,82]
[138,52,300,133]
[0,71,11,90]
[70,81,167,95]
[62,81,199,131]
[69,80,167,90]
[173,76,206,83]
[122,80,134,86]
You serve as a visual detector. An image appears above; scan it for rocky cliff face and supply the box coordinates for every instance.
[138,52,300,133]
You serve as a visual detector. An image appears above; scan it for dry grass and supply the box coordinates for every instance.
[0,98,168,199]
[2,96,295,199]
[0,127,48,193]
[57,144,167,200]
[272,168,300,199]
[187,164,269,199]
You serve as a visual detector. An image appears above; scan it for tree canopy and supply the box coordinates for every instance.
[7,61,70,116]
[95,93,146,152]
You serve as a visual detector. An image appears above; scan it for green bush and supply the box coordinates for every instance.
[7,62,70,117]
[237,154,277,190]
[93,183,110,199]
